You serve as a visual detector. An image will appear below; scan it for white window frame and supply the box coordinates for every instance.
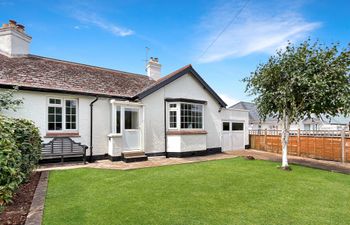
[111,105,141,134]
[124,106,140,131]
[222,121,230,132]
[231,121,244,131]
[167,102,204,130]
[222,120,245,132]
[111,104,123,135]
[47,97,79,132]
[168,103,179,130]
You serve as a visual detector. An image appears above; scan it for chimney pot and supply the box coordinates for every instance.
[9,20,17,27]
[147,57,161,80]
[16,24,25,32]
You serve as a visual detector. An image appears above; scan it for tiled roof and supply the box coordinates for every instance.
[230,101,277,122]
[320,114,350,125]
[0,54,155,98]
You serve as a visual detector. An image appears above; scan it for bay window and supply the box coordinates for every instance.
[168,102,204,130]
[48,98,78,131]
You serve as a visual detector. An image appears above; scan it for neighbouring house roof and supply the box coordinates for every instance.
[135,64,227,107]
[0,54,155,98]
[229,101,277,123]
[320,114,350,125]
[0,54,227,106]
[231,101,350,126]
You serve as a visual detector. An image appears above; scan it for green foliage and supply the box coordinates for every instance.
[244,40,350,123]
[0,116,42,205]
[0,89,23,113]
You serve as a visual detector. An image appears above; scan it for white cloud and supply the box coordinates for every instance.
[219,93,239,107]
[71,10,134,37]
[195,0,321,63]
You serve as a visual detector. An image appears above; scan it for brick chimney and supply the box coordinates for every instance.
[0,20,32,57]
[147,57,161,80]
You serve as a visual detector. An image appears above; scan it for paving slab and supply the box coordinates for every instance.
[36,150,350,174]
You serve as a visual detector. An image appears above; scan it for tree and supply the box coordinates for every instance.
[0,88,23,113]
[244,40,350,169]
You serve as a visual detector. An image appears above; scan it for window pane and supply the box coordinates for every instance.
[48,123,55,130]
[48,105,62,130]
[49,98,61,105]
[65,100,77,130]
[56,122,62,130]
[223,122,230,131]
[48,107,54,113]
[180,103,203,129]
[169,111,177,128]
[48,114,55,123]
[232,123,244,131]
[116,107,121,133]
[125,108,138,129]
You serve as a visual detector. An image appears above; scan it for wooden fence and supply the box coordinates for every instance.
[249,129,350,163]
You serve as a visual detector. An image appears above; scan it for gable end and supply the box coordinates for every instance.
[135,65,227,107]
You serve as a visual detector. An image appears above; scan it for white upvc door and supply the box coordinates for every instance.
[221,121,245,151]
[123,107,141,150]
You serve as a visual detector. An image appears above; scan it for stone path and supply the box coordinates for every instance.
[37,150,350,174]
[37,153,238,171]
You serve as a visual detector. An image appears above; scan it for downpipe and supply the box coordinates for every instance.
[89,97,99,163]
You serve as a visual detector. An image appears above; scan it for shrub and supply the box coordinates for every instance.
[0,116,42,205]
[13,118,42,179]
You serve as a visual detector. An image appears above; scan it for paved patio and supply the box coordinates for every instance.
[37,149,350,174]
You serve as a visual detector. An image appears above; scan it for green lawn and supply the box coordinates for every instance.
[43,158,350,225]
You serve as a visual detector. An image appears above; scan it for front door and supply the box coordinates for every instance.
[123,107,141,150]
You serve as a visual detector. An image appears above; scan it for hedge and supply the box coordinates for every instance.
[0,116,42,205]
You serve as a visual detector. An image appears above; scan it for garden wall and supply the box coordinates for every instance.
[249,129,350,163]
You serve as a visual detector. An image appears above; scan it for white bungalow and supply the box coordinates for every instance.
[0,20,249,162]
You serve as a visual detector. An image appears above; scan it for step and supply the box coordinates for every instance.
[122,150,148,163]
[123,155,148,163]
[122,150,146,158]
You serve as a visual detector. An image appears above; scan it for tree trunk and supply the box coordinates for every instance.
[281,110,290,168]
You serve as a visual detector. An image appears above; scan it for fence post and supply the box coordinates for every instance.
[341,128,345,163]
[297,129,300,156]
[264,128,267,151]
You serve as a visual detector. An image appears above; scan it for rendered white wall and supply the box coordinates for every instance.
[142,89,166,153]
[142,73,244,153]
[0,89,111,156]
[167,134,207,152]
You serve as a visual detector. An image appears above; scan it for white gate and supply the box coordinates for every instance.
[221,121,245,151]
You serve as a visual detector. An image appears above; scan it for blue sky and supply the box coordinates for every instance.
[1,0,349,105]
